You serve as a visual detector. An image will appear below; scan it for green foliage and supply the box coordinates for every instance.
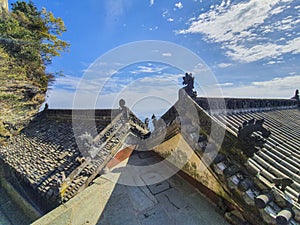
[0,46,26,80]
[0,0,69,88]
[0,1,68,143]
[0,93,19,102]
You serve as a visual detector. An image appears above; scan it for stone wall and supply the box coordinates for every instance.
[0,162,41,221]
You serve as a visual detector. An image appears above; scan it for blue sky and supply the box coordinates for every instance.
[8,0,300,116]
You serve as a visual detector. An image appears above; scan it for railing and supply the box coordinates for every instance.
[61,111,148,200]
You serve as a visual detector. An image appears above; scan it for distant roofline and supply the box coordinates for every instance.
[196,96,296,100]
[46,108,119,111]
[42,108,121,121]
[195,97,298,115]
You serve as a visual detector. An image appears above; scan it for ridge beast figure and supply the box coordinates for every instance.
[238,118,271,157]
[182,72,197,99]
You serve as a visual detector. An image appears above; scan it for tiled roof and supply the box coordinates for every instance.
[0,108,148,211]
[159,89,300,224]
[202,99,300,225]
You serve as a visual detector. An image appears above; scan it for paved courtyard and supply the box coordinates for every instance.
[96,151,230,225]
[33,150,231,225]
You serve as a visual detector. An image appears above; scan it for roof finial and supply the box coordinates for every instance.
[291,89,299,101]
[182,72,197,99]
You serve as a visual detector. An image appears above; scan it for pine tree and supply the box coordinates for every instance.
[0,0,69,88]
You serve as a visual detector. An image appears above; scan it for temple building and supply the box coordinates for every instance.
[1,74,300,225]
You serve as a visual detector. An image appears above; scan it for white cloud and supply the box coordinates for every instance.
[220,75,300,98]
[217,63,232,68]
[162,52,172,57]
[162,10,169,18]
[82,61,122,78]
[266,60,284,65]
[175,2,183,9]
[135,74,182,86]
[178,0,300,63]
[167,18,174,22]
[50,75,122,97]
[178,0,279,40]
[226,37,300,62]
[252,75,300,88]
[130,64,167,74]
[46,73,183,117]
[217,82,234,87]
[149,26,159,31]
[48,75,300,111]
[150,0,154,6]
[46,89,75,109]
[51,75,81,90]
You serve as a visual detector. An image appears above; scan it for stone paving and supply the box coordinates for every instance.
[96,151,230,225]
[33,150,230,225]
